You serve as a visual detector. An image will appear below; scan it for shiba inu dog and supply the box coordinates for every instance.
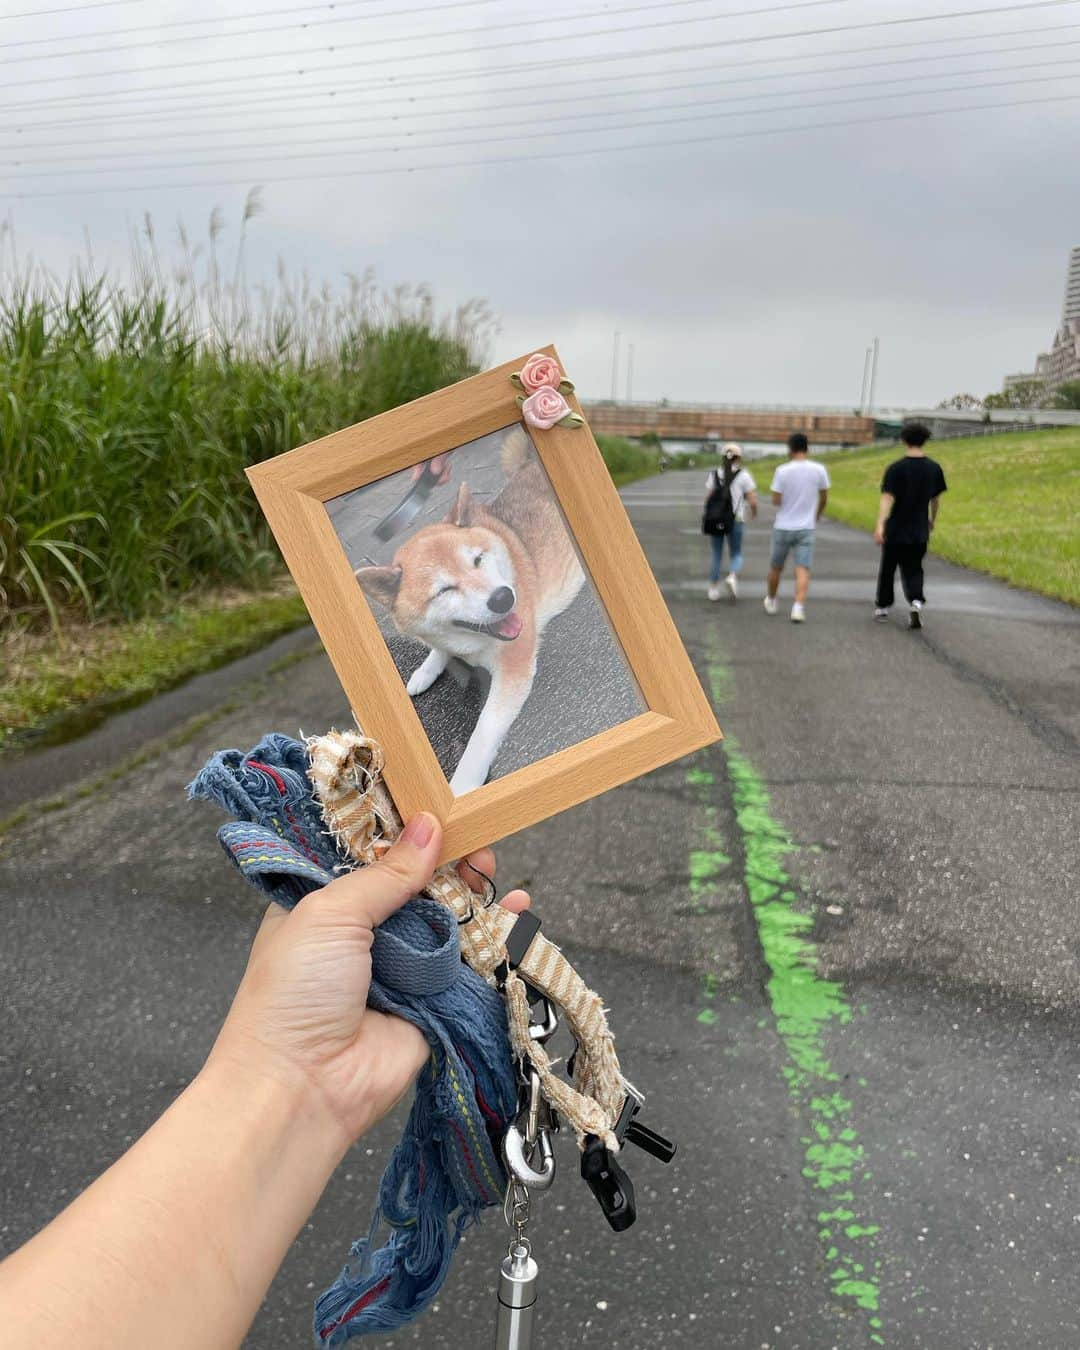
[356,429,584,794]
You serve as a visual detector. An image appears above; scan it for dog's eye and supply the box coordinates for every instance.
[435,583,458,597]
[473,553,484,568]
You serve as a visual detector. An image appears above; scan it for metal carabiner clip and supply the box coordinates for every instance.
[504,1066,556,1191]
[504,1123,556,1191]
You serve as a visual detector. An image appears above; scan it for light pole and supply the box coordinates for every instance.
[867,336,880,415]
[859,346,873,414]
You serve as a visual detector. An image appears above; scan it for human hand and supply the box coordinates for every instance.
[411,455,451,487]
[209,813,529,1148]
[873,525,885,546]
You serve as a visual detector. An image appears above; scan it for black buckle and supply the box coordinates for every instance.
[493,911,545,1005]
[615,1095,677,1164]
[580,1136,637,1232]
[581,1097,676,1232]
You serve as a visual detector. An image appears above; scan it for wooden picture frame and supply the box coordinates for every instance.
[246,344,720,864]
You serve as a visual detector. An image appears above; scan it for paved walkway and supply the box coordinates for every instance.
[2,471,1079,1348]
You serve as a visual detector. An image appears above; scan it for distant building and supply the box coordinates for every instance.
[1003,247,1080,395]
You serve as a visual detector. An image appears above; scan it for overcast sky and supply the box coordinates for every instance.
[3,0,1080,407]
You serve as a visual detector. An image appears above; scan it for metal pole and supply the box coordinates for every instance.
[610,331,620,403]
[867,337,880,415]
[626,343,634,403]
[859,346,873,413]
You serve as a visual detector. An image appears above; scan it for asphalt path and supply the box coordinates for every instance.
[2,470,1079,1348]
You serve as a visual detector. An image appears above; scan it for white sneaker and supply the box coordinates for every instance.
[707,582,721,601]
[725,573,738,600]
[874,608,889,623]
[763,595,778,615]
[909,600,924,630]
[790,602,806,623]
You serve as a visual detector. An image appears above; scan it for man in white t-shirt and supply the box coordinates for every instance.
[764,432,830,623]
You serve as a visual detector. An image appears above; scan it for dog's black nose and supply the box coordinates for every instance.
[488,586,515,614]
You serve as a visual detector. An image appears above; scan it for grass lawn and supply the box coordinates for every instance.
[752,429,1079,605]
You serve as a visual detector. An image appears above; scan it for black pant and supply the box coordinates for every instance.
[876,538,927,608]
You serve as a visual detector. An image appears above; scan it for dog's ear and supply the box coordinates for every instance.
[355,564,402,608]
[446,482,473,527]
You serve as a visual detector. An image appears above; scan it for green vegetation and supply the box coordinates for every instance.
[1,583,310,751]
[0,208,492,636]
[595,434,661,486]
[754,429,1079,605]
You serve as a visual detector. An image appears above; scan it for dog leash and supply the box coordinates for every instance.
[191,729,676,1344]
[308,728,677,1347]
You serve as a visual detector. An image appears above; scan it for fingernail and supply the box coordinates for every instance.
[401,812,436,849]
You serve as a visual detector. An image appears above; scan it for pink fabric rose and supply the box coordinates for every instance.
[518,353,563,393]
[522,385,571,430]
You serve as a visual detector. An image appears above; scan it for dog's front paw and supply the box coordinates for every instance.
[406,651,446,697]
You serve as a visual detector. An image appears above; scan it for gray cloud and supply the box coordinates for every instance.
[6,0,1079,406]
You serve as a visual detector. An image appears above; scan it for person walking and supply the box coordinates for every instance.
[705,443,758,601]
[764,431,830,622]
[873,421,947,629]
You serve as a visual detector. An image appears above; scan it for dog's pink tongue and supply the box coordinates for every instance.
[495,611,522,639]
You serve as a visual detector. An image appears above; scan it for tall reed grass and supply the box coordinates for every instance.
[0,201,493,633]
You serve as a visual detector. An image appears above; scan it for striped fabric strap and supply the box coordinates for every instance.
[307,728,631,1150]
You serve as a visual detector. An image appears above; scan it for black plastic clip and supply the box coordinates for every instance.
[614,1095,677,1164]
[493,911,545,1005]
[580,1097,677,1232]
[580,1136,637,1232]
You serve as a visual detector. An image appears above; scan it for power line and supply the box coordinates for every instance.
[8,53,1080,160]
[7,12,1079,116]
[11,34,1076,137]
[0,0,477,52]
[0,0,1074,92]
[0,0,843,75]
[7,68,1078,178]
[9,24,1079,135]
[7,89,1079,199]
[0,0,707,67]
[2,0,137,19]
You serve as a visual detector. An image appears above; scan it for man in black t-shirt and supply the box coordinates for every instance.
[873,422,947,629]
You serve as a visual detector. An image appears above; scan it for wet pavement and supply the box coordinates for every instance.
[2,470,1079,1348]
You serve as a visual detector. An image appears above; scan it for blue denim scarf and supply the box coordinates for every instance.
[188,734,517,1344]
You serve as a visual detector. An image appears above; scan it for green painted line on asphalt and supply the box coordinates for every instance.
[686,633,886,1344]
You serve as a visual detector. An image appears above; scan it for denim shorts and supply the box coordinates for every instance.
[770,527,815,570]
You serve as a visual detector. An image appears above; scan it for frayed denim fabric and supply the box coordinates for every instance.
[188,734,517,1344]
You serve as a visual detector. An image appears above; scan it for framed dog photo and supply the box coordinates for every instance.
[247,346,720,863]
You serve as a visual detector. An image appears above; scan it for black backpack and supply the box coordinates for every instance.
[702,470,736,536]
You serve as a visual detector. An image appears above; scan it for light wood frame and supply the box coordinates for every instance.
[247,345,721,864]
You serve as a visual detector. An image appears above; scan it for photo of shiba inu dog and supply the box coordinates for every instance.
[355,429,585,793]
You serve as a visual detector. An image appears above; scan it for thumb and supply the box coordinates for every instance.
[317,811,442,930]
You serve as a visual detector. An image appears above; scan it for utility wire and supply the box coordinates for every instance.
[2,0,136,19]
[0,0,488,52]
[0,0,844,72]
[7,89,1080,199]
[0,0,719,66]
[8,12,1079,115]
[8,24,1078,133]
[0,0,1074,91]
[9,52,1080,158]
[7,69,1078,178]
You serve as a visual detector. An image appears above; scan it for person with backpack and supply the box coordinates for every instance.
[873,421,947,629]
[703,444,758,601]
